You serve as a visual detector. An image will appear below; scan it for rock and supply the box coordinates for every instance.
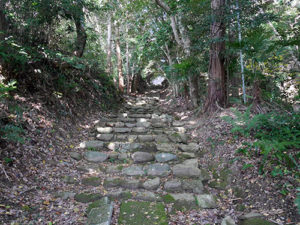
[128,135,138,142]
[87,197,114,225]
[106,165,123,173]
[174,127,186,133]
[182,159,198,168]
[180,152,195,159]
[172,164,201,178]
[155,135,170,143]
[168,133,188,144]
[138,135,155,142]
[164,179,182,191]
[96,127,113,134]
[62,176,77,184]
[143,177,160,190]
[79,141,104,150]
[239,218,276,225]
[134,191,161,201]
[103,178,122,188]
[221,216,236,225]
[74,192,102,203]
[122,166,145,176]
[146,163,171,177]
[239,212,263,220]
[115,135,128,141]
[132,152,154,163]
[84,151,108,163]
[54,192,75,200]
[76,164,100,173]
[120,118,136,123]
[107,122,125,127]
[152,122,167,128]
[122,179,141,189]
[132,127,147,133]
[196,194,217,208]
[82,177,101,187]
[182,180,204,194]
[125,123,136,128]
[130,114,151,118]
[156,143,176,152]
[155,153,177,162]
[173,121,185,126]
[178,143,200,152]
[136,122,151,128]
[118,153,128,160]
[96,134,114,141]
[108,152,119,160]
[200,169,210,182]
[167,193,197,208]
[70,152,82,160]
[114,128,132,133]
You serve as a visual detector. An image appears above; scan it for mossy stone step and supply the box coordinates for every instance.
[118,201,168,225]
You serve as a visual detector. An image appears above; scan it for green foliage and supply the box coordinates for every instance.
[223,107,300,177]
[0,124,25,144]
[0,80,17,98]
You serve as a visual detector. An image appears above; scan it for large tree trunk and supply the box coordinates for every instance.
[106,15,112,75]
[204,0,227,113]
[116,26,124,93]
[74,15,87,57]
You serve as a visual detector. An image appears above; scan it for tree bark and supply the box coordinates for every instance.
[126,23,131,94]
[115,26,124,93]
[74,15,87,57]
[204,0,227,113]
[0,0,8,41]
[106,15,112,75]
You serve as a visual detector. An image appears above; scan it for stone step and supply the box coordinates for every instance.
[86,197,114,225]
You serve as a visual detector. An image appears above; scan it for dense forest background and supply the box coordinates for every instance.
[0,0,299,224]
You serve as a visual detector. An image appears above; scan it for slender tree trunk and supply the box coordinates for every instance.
[116,26,124,93]
[204,0,227,113]
[126,23,131,94]
[0,0,8,41]
[106,15,112,75]
[74,14,87,57]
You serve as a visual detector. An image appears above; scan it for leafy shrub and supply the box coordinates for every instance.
[223,107,300,177]
[0,124,25,144]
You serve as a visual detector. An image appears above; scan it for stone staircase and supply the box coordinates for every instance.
[68,95,217,224]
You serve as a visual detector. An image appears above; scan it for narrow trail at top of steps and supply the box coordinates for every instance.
[66,93,217,225]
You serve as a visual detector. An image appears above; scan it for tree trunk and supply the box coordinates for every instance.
[126,23,131,94]
[106,15,112,75]
[116,26,124,93]
[0,0,8,41]
[204,0,227,113]
[74,15,87,57]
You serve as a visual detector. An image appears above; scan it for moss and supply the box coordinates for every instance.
[162,194,175,204]
[118,201,168,225]
[117,165,124,170]
[86,200,102,215]
[103,178,122,188]
[82,177,101,187]
[240,218,276,225]
[236,204,246,212]
[74,192,102,203]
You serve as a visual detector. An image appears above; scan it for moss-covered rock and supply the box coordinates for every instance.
[82,177,101,187]
[74,192,102,203]
[118,201,168,225]
[239,218,276,225]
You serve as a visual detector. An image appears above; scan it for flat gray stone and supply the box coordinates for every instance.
[125,123,136,128]
[155,135,170,143]
[118,153,128,160]
[169,193,196,208]
[239,212,263,220]
[122,166,145,176]
[115,135,128,141]
[134,191,161,201]
[62,176,77,184]
[96,127,113,134]
[196,194,217,208]
[155,153,177,162]
[132,127,147,133]
[172,164,201,178]
[136,122,151,128]
[122,179,141,189]
[174,127,186,133]
[221,216,236,225]
[106,165,122,173]
[84,151,108,163]
[54,192,75,200]
[164,179,182,191]
[173,121,185,126]
[107,122,125,127]
[79,141,104,150]
[138,135,155,142]
[96,134,114,141]
[142,177,160,190]
[130,114,151,118]
[178,143,200,152]
[156,143,176,152]
[182,159,198,168]
[128,135,138,142]
[146,163,171,177]
[132,152,154,163]
[87,197,114,225]
[70,152,82,160]
[168,133,188,144]
[182,179,204,194]
[114,128,132,133]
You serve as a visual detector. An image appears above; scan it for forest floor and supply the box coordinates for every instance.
[0,88,298,225]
